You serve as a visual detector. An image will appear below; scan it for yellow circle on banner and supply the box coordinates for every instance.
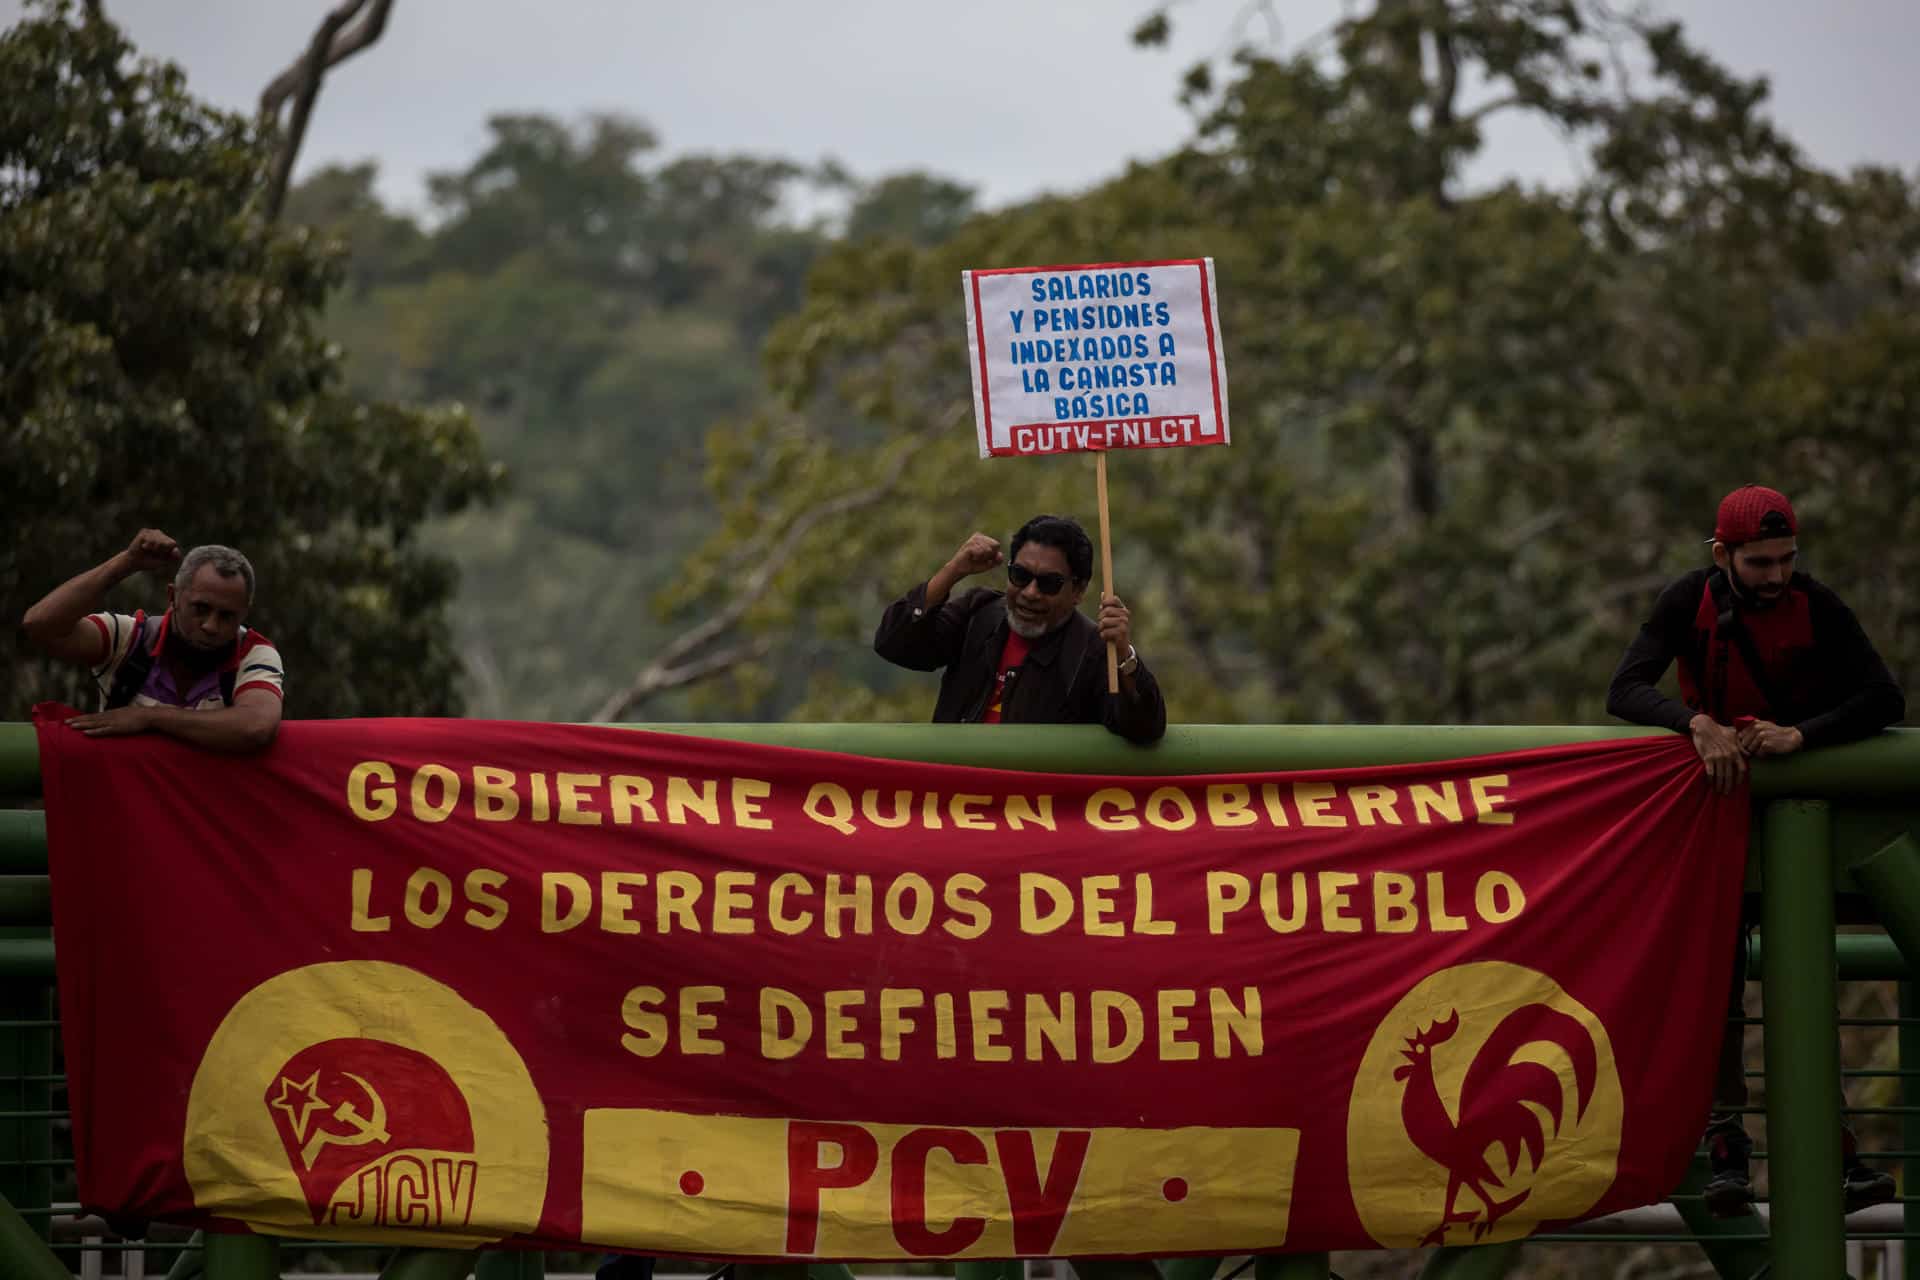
[1346,961,1624,1248]
[183,962,547,1247]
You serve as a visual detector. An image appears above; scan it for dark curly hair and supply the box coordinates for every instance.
[1010,514,1094,585]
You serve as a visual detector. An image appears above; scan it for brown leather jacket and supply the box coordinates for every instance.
[873,582,1166,744]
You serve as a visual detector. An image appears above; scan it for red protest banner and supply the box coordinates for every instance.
[34,709,1745,1258]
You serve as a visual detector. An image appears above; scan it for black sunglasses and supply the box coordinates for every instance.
[1007,564,1069,595]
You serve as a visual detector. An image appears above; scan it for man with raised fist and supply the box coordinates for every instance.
[875,513,1165,743]
[23,528,284,752]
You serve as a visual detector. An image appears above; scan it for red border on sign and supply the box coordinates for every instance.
[970,269,993,443]
[968,259,1222,455]
[985,417,1232,458]
[1195,263,1226,438]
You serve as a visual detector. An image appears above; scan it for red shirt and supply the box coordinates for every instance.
[980,631,1032,724]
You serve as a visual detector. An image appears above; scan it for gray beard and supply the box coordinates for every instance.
[1007,610,1059,640]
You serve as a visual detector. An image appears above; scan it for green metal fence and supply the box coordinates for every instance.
[3,721,1918,1280]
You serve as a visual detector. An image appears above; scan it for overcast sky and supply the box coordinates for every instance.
[11,1,1919,215]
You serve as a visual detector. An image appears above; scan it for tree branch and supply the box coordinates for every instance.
[1460,93,1526,129]
[258,0,391,123]
[258,0,394,223]
[588,427,940,723]
[588,638,773,721]
[1426,19,1460,208]
[1429,23,1458,132]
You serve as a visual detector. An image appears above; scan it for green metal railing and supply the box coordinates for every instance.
[3,721,1919,1280]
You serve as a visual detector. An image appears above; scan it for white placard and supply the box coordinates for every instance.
[963,258,1230,459]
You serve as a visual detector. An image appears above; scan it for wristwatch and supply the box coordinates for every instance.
[1117,645,1139,676]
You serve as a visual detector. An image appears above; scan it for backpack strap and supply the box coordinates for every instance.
[104,614,165,710]
[217,627,248,707]
[1707,570,1793,719]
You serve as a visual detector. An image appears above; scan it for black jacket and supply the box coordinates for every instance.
[873,582,1166,744]
[1606,567,1904,748]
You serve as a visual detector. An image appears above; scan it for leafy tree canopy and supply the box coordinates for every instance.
[292,104,983,720]
[0,0,499,718]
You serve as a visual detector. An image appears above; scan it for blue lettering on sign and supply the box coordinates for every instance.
[1053,392,1153,420]
[1002,269,1188,429]
[1030,303,1171,333]
[1051,363,1179,392]
[1007,335,1153,365]
[1030,270,1150,302]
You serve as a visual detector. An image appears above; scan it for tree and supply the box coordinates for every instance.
[256,0,396,221]
[631,0,1918,729]
[280,161,426,293]
[0,1,499,720]
[844,172,977,247]
[294,113,886,719]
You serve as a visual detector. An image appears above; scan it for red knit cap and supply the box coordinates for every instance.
[1713,485,1798,546]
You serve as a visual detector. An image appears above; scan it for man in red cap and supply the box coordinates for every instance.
[1609,484,1902,790]
[1607,483,1905,1215]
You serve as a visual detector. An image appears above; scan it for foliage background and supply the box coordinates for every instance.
[9,1,1913,734]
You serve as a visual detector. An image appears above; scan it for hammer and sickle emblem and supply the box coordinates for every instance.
[299,1071,391,1168]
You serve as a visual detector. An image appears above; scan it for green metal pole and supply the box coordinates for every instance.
[163,1230,207,1280]
[201,1232,280,1280]
[1160,1258,1222,1280]
[1668,1153,1773,1280]
[1856,833,1920,1275]
[0,939,55,978]
[638,722,1920,795]
[1748,931,1908,980]
[955,1262,1022,1280]
[6,719,1920,789]
[637,722,1920,797]
[0,980,54,1243]
[1071,1261,1162,1280]
[1857,831,1920,968]
[1761,798,1844,1278]
[0,879,52,925]
[1252,1255,1328,1280]
[382,1247,480,1280]
[0,726,38,798]
[1415,1242,1523,1278]
[0,1189,68,1280]
[474,1250,545,1280]
[1905,982,1920,1280]
[627,722,1686,774]
[8,718,1920,791]
[0,812,46,874]
[736,1265,811,1280]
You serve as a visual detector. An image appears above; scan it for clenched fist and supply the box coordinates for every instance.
[124,529,182,574]
[947,532,1004,578]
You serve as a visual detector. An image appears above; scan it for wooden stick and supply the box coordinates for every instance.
[1096,450,1118,693]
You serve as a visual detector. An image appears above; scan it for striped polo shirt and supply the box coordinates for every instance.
[86,610,285,710]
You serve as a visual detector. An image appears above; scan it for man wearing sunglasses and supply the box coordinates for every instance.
[874,514,1165,743]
